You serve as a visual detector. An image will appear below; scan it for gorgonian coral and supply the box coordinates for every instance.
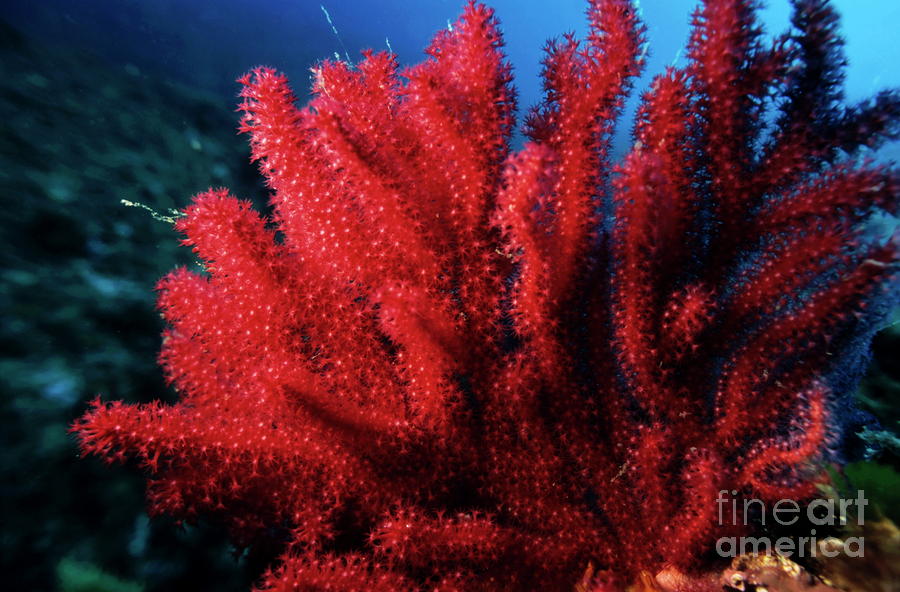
[74,0,899,588]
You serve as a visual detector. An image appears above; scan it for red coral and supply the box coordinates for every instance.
[73,0,900,588]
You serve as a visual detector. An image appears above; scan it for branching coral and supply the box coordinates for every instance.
[74,0,899,588]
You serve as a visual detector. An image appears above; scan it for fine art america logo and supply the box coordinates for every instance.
[715,490,867,558]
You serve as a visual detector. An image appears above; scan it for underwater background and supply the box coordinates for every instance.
[0,0,898,590]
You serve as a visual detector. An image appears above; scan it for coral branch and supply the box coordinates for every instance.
[74,0,899,588]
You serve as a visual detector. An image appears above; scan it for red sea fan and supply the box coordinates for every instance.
[73,0,900,588]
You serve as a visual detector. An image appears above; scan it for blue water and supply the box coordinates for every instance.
[2,0,898,160]
[4,1,897,104]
